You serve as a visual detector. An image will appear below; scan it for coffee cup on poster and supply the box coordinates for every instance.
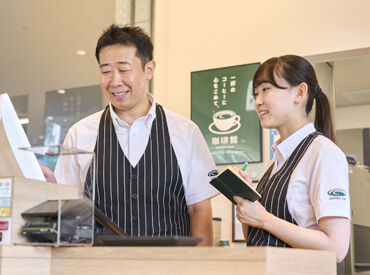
[213,110,240,131]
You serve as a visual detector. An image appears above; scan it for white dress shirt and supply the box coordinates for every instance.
[268,123,351,229]
[54,94,219,205]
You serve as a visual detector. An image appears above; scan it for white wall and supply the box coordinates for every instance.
[151,0,370,245]
[336,104,370,130]
[153,0,370,117]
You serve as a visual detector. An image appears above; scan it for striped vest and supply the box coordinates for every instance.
[248,132,320,247]
[84,104,190,236]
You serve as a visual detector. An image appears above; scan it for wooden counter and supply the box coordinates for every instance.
[0,245,51,275]
[0,177,336,274]
[1,245,336,275]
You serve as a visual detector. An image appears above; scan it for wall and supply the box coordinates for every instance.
[153,0,370,117]
[313,63,333,108]
[336,104,370,130]
[337,129,364,164]
[151,0,370,245]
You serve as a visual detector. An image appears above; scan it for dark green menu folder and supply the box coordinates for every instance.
[210,166,261,204]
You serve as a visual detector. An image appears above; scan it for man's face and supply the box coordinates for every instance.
[99,44,154,116]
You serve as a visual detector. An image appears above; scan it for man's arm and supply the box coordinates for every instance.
[40,165,57,183]
[188,198,213,246]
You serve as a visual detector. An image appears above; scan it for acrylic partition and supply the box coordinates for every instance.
[16,145,95,247]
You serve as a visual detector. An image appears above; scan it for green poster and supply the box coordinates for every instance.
[191,63,261,165]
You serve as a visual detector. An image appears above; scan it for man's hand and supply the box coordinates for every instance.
[188,199,213,246]
[40,165,57,183]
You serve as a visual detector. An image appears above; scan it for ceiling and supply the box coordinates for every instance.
[0,0,116,96]
[0,0,116,144]
[0,1,369,131]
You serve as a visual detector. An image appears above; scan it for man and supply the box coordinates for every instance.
[49,25,218,245]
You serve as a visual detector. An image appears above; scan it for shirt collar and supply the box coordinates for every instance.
[109,93,157,130]
[272,123,316,162]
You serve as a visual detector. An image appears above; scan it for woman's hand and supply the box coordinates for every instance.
[233,167,252,185]
[233,196,272,229]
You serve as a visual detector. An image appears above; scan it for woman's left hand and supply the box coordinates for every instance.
[233,196,272,229]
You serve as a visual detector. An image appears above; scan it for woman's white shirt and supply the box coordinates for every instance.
[269,123,351,229]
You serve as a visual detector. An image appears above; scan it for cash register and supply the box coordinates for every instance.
[21,198,202,246]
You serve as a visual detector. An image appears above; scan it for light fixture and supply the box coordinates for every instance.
[57,89,66,94]
[344,90,370,101]
[19,118,29,124]
[76,50,86,55]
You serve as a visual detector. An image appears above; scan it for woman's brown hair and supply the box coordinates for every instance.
[253,55,336,143]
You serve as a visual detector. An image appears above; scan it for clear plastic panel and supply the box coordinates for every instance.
[19,145,95,247]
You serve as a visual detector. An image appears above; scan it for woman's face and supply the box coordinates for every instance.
[253,74,301,137]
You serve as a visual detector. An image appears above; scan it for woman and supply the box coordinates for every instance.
[234,55,350,263]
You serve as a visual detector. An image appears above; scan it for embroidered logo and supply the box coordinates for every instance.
[208,170,219,177]
[327,189,346,196]
[327,189,346,200]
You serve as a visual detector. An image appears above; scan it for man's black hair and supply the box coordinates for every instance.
[95,24,153,69]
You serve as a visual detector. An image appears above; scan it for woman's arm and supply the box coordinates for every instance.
[234,196,350,263]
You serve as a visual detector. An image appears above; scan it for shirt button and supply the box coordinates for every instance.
[132,194,137,199]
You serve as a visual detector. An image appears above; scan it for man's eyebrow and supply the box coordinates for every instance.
[117,61,131,65]
[99,61,131,68]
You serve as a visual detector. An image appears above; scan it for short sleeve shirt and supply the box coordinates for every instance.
[270,123,351,229]
[54,94,219,205]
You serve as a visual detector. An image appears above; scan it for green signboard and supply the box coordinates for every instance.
[191,63,261,165]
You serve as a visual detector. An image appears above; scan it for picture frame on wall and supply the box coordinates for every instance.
[191,63,262,165]
[232,203,245,242]
[232,179,259,242]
